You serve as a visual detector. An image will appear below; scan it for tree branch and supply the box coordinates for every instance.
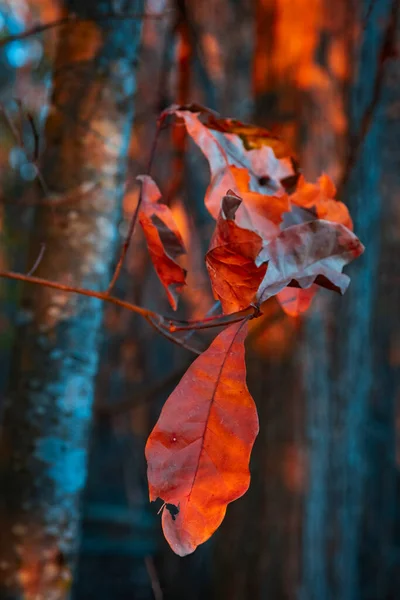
[0,11,173,49]
[0,270,257,336]
[337,0,398,195]
[96,364,188,416]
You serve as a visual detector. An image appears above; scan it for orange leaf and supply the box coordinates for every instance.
[290,174,353,230]
[137,175,186,310]
[256,220,365,304]
[205,115,297,159]
[206,191,267,313]
[145,320,258,556]
[277,286,317,317]
[166,107,295,218]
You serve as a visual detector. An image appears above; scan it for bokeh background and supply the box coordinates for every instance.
[0,1,399,599]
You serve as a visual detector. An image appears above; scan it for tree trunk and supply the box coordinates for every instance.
[0,2,143,598]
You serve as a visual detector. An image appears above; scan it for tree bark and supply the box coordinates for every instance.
[326,2,398,599]
[0,2,143,598]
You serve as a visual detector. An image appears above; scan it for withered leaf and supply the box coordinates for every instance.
[145,320,258,556]
[137,175,186,310]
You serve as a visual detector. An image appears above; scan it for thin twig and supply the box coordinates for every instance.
[145,556,163,600]
[0,270,153,318]
[97,364,187,415]
[97,301,283,417]
[0,11,173,49]
[363,0,377,30]
[106,116,166,294]
[0,102,50,198]
[146,316,202,355]
[338,0,398,195]
[26,244,45,276]
[0,269,257,334]
[158,306,254,332]
[25,111,40,163]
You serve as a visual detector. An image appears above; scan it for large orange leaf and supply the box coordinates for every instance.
[256,220,365,304]
[206,191,267,313]
[145,320,259,556]
[137,175,186,309]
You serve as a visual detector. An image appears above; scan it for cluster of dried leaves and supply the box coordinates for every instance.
[137,106,364,556]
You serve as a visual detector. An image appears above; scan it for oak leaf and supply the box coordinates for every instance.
[137,175,186,310]
[164,106,295,218]
[256,219,365,304]
[276,176,353,314]
[145,320,258,556]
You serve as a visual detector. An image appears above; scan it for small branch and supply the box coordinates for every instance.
[97,365,188,416]
[0,270,154,319]
[363,0,377,30]
[25,111,40,163]
[0,11,173,49]
[160,306,255,332]
[0,270,259,336]
[146,316,202,355]
[0,102,50,198]
[97,302,282,417]
[106,116,166,294]
[145,557,163,600]
[338,0,398,195]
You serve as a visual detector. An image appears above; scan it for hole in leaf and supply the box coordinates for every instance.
[166,503,179,521]
[258,175,271,187]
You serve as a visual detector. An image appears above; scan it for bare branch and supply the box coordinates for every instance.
[146,316,202,355]
[0,102,50,197]
[145,557,164,600]
[338,0,398,194]
[0,11,173,49]
[0,270,260,336]
[96,364,187,415]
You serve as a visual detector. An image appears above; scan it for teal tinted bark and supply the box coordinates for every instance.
[0,2,143,598]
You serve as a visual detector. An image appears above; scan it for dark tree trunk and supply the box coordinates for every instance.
[0,2,143,598]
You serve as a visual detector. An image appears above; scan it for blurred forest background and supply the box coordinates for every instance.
[0,0,399,599]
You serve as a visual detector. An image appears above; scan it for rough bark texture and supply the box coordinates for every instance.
[0,2,143,598]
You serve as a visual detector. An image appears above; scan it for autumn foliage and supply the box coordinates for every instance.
[137,106,364,555]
